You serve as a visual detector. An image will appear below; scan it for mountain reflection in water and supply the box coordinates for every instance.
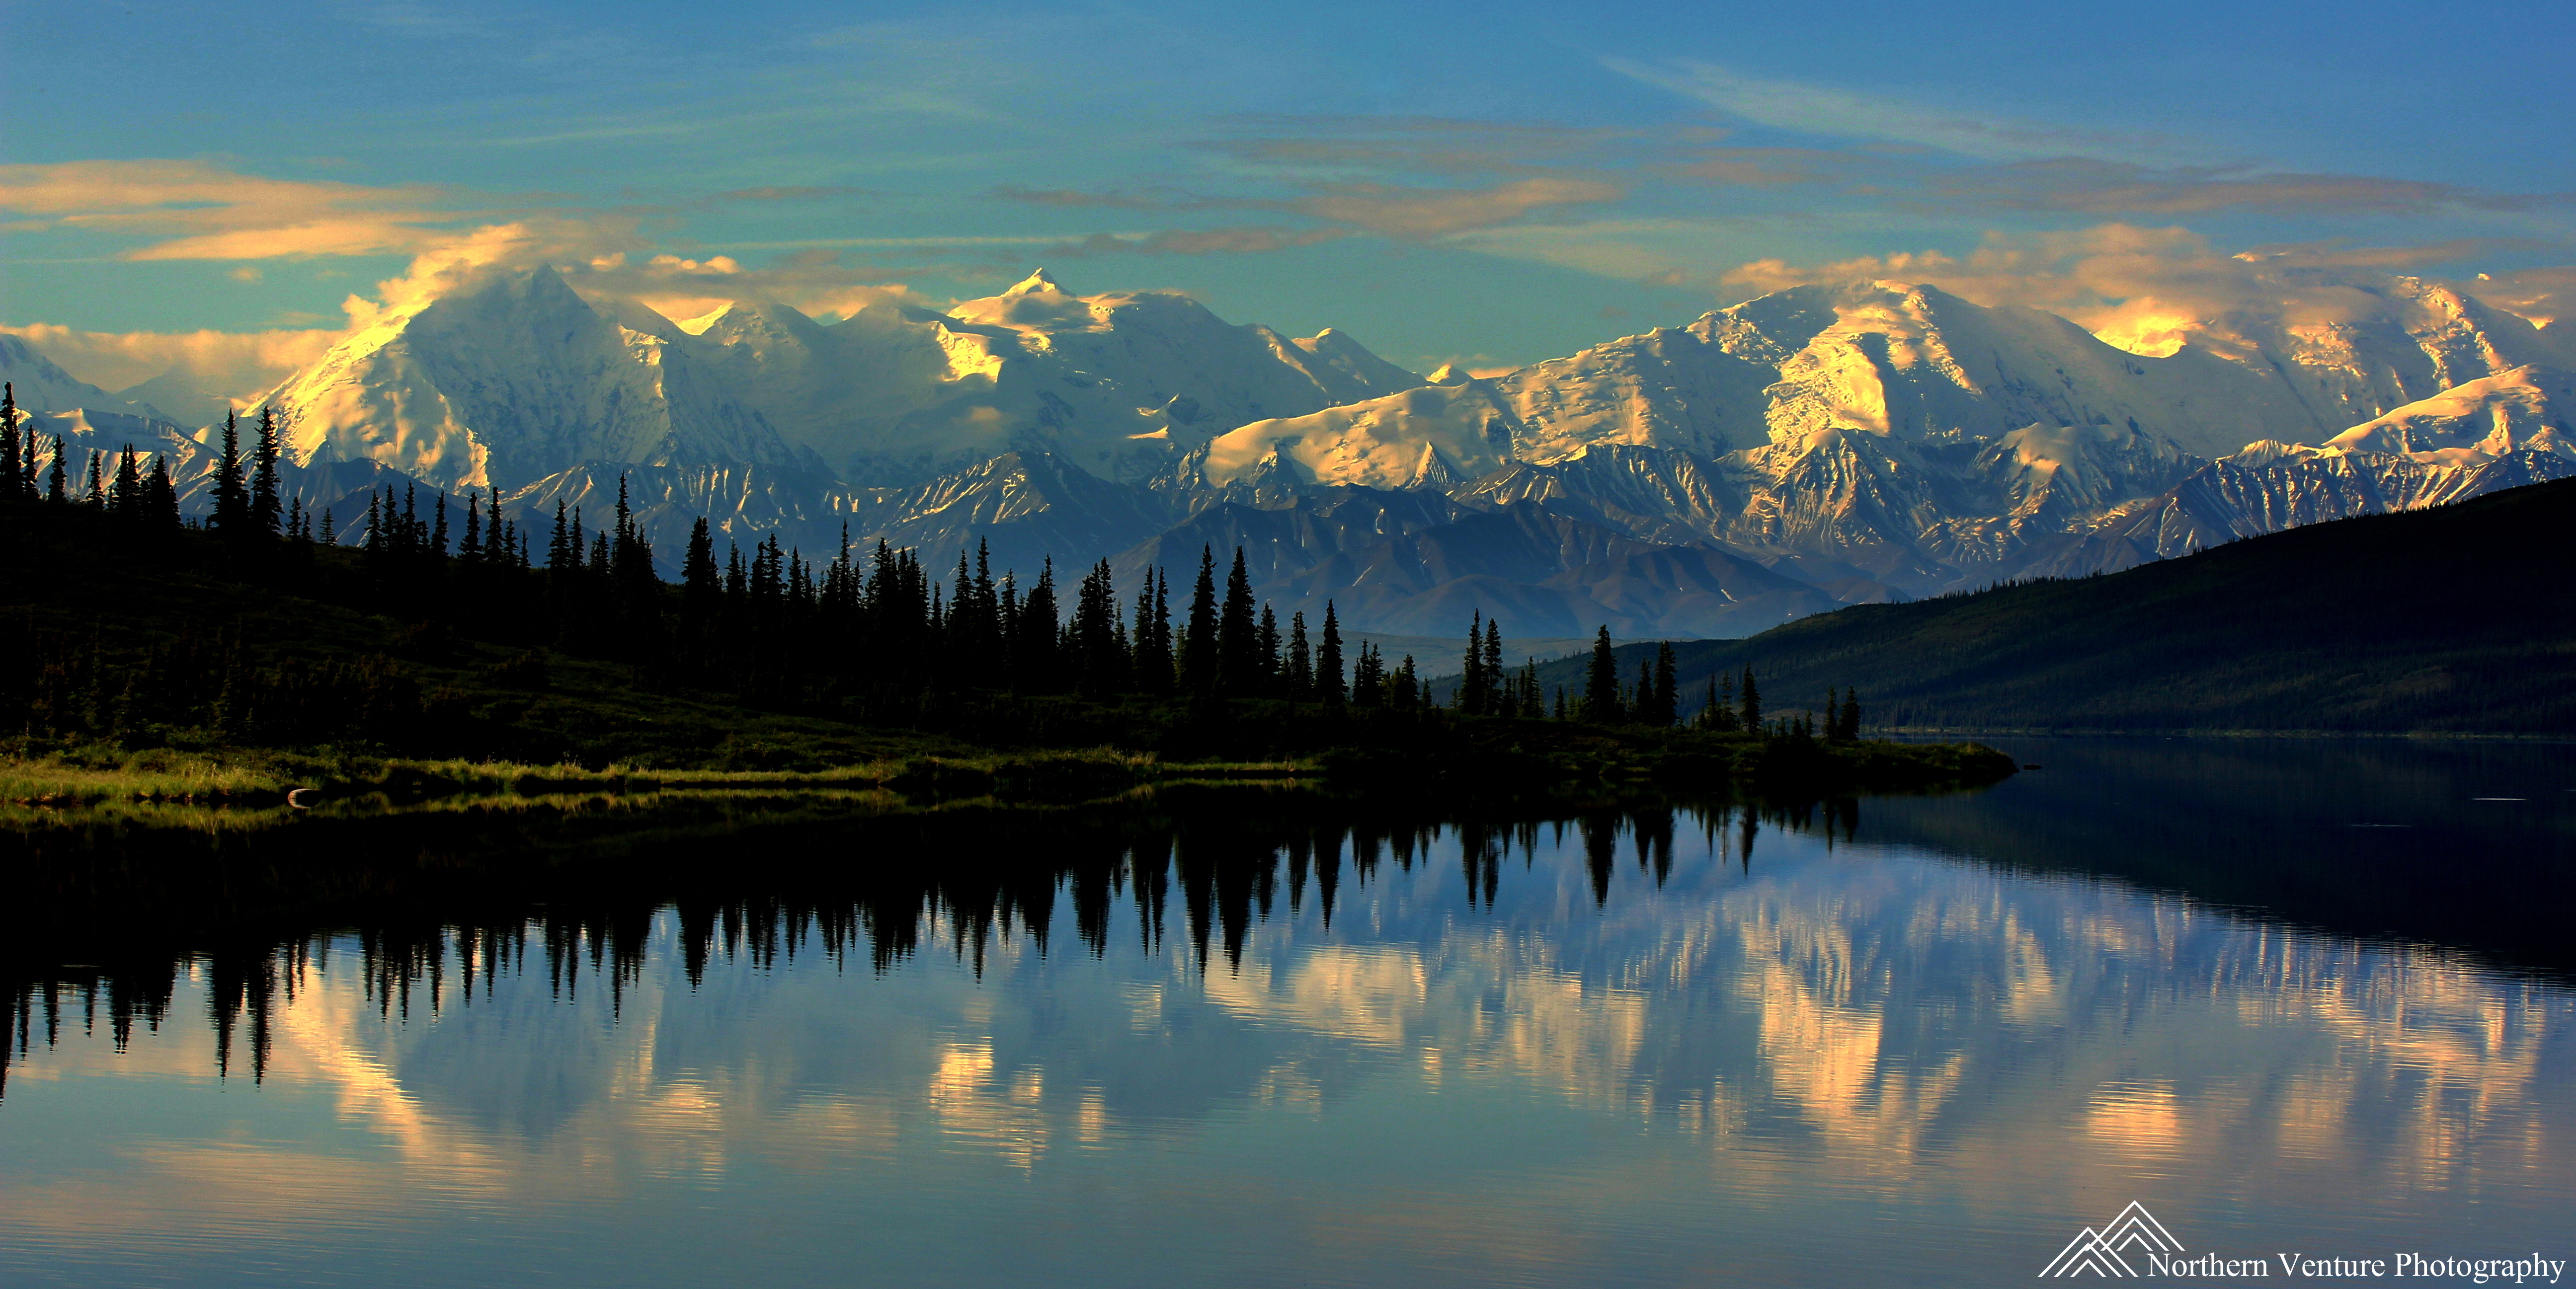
[1,742,2570,1289]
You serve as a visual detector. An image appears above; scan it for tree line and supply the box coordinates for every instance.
[4,384,1868,745]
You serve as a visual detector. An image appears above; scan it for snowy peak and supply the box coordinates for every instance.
[1006,268,1064,296]
[0,333,170,420]
[2323,364,2576,464]
[258,265,798,491]
[1289,327,1425,397]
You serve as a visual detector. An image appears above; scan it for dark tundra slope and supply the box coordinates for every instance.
[1545,475,2576,734]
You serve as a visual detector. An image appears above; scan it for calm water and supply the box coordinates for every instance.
[3,738,2573,1287]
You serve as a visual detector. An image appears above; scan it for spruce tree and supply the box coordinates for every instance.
[1216,546,1257,693]
[1286,611,1312,700]
[148,455,178,528]
[1131,566,1175,696]
[1181,545,1219,695]
[1072,559,1127,697]
[1317,602,1345,705]
[431,492,449,557]
[1255,604,1281,695]
[249,406,283,535]
[460,495,482,563]
[1739,668,1761,731]
[549,500,573,570]
[1483,618,1504,715]
[1350,641,1383,707]
[1582,626,1620,723]
[211,412,248,534]
[1389,654,1419,710]
[1130,568,1170,696]
[0,381,19,501]
[109,446,142,519]
[1458,611,1486,714]
[1017,558,1062,692]
[320,506,335,545]
[682,517,719,608]
[46,435,67,503]
[1645,641,1678,727]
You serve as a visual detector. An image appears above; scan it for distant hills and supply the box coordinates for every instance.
[5,266,2572,637]
[1539,476,2576,734]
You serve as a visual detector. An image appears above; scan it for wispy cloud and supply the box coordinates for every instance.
[1601,58,2191,164]
[991,174,1627,245]
[0,159,472,261]
[1930,159,2563,217]
[1034,227,1355,257]
[0,321,342,408]
[1718,224,2571,355]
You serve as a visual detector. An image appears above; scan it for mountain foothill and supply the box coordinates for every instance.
[7,264,2573,642]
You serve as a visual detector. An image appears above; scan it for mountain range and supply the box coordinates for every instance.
[1540,473,2576,734]
[7,265,2571,637]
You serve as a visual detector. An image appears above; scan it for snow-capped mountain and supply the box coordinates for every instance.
[13,261,2567,637]
[2321,365,2575,464]
[255,266,1423,493]
[259,266,806,491]
[681,269,1422,485]
[0,334,171,420]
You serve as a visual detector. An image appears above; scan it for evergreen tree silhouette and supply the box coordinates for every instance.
[109,446,143,519]
[548,500,572,571]
[1350,641,1383,707]
[45,435,67,503]
[1130,566,1174,696]
[1255,604,1281,695]
[1458,611,1486,714]
[1071,559,1126,696]
[1286,610,1312,700]
[1017,557,1062,692]
[1641,641,1677,727]
[1317,602,1345,705]
[1739,667,1761,731]
[145,455,179,529]
[460,495,483,564]
[1582,626,1621,723]
[249,406,283,535]
[682,517,719,609]
[1216,546,1257,692]
[211,412,248,533]
[1181,545,1218,694]
[0,382,19,501]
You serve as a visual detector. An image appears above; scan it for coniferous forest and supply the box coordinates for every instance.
[0,395,1942,799]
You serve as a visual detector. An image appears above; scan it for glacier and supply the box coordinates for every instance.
[6,264,2569,639]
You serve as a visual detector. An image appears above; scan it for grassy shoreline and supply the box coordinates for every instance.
[1,725,2012,820]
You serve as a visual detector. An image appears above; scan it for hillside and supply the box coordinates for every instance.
[1537,477,2576,734]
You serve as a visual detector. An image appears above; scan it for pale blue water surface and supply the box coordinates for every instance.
[2,738,2571,1287]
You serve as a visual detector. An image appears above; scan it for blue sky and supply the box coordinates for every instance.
[4,0,2570,395]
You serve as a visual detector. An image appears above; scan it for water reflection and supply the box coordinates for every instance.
[2,750,2572,1288]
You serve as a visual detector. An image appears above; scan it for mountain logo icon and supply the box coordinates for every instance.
[2038,1202,2185,1278]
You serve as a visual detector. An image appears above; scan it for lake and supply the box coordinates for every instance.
[3,737,2571,1287]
